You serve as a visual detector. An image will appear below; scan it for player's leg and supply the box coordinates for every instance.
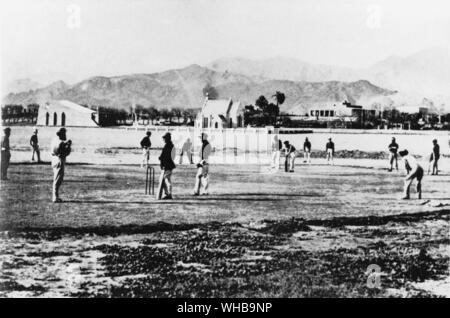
[290,154,295,172]
[36,146,41,162]
[179,150,183,164]
[202,174,209,195]
[402,176,414,199]
[32,147,35,161]
[1,152,7,179]
[433,158,438,175]
[389,153,393,171]
[52,160,64,202]
[193,167,202,195]
[164,170,172,198]
[416,169,423,199]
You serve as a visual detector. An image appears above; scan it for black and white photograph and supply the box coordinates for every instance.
[0,0,449,301]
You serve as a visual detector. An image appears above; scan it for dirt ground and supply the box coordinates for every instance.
[0,162,449,297]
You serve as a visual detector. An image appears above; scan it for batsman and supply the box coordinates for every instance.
[51,128,72,203]
[156,132,176,200]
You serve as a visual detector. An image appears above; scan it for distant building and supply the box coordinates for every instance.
[195,97,244,129]
[300,101,376,122]
[37,100,98,127]
[396,106,429,115]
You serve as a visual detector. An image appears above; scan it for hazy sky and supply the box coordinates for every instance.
[1,0,449,86]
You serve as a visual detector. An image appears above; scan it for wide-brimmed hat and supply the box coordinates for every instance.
[3,127,11,133]
[162,132,171,139]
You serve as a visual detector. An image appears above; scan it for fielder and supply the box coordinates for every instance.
[179,137,193,164]
[193,133,211,195]
[269,135,281,171]
[51,128,72,203]
[30,129,41,163]
[399,149,424,200]
[303,137,311,164]
[157,132,176,200]
[430,139,440,175]
[325,138,335,165]
[1,127,11,180]
[388,137,399,172]
[140,131,152,167]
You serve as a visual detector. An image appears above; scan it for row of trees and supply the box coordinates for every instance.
[131,105,198,126]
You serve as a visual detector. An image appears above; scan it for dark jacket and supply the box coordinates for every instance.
[388,142,399,153]
[140,136,151,149]
[159,142,176,170]
[326,141,335,152]
[304,140,311,151]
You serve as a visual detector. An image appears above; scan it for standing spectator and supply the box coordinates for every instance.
[193,133,212,195]
[388,137,399,172]
[157,132,176,200]
[30,129,41,163]
[399,149,424,200]
[431,139,440,175]
[269,135,281,171]
[51,128,72,203]
[303,137,311,164]
[283,140,296,172]
[326,138,335,165]
[140,131,152,167]
[1,127,11,180]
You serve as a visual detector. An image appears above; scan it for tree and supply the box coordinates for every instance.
[147,106,159,124]
[171,107,182,123]
[255,96,269,112]
[160,109,172,122]
[202,83,219,99]
[272,91,285,107]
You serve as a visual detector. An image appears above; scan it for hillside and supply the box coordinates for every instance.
[2,65,395,113]
[208,48,450,109]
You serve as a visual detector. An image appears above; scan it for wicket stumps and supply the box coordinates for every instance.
[145,165,155,195]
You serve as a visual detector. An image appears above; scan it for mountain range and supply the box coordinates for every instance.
[3,48,449,113]
[208,48,450,98]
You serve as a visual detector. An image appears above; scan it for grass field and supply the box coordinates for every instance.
[0,162,449,297]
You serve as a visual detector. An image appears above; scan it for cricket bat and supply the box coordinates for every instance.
[156,171,164,200]
[285,156,288,172]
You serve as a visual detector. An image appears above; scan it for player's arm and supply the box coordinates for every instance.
[405,159,418,179]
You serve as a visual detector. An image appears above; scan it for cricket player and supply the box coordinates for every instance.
[303,137,311,164]
[399,149,424,200]
[283,140,296,172]
[326,138,335,165]
[193,133,211,195]
[179,137,193,164]
[388,137,399,172]
[269,135,281,170]
[30,129,41,163]
[51,128,72,203]
[158,132,176,200]
[430,139,440,175]
[1,127,11,180]
[140,131,152,167]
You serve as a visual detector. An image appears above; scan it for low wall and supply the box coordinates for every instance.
[6,126,450,163]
